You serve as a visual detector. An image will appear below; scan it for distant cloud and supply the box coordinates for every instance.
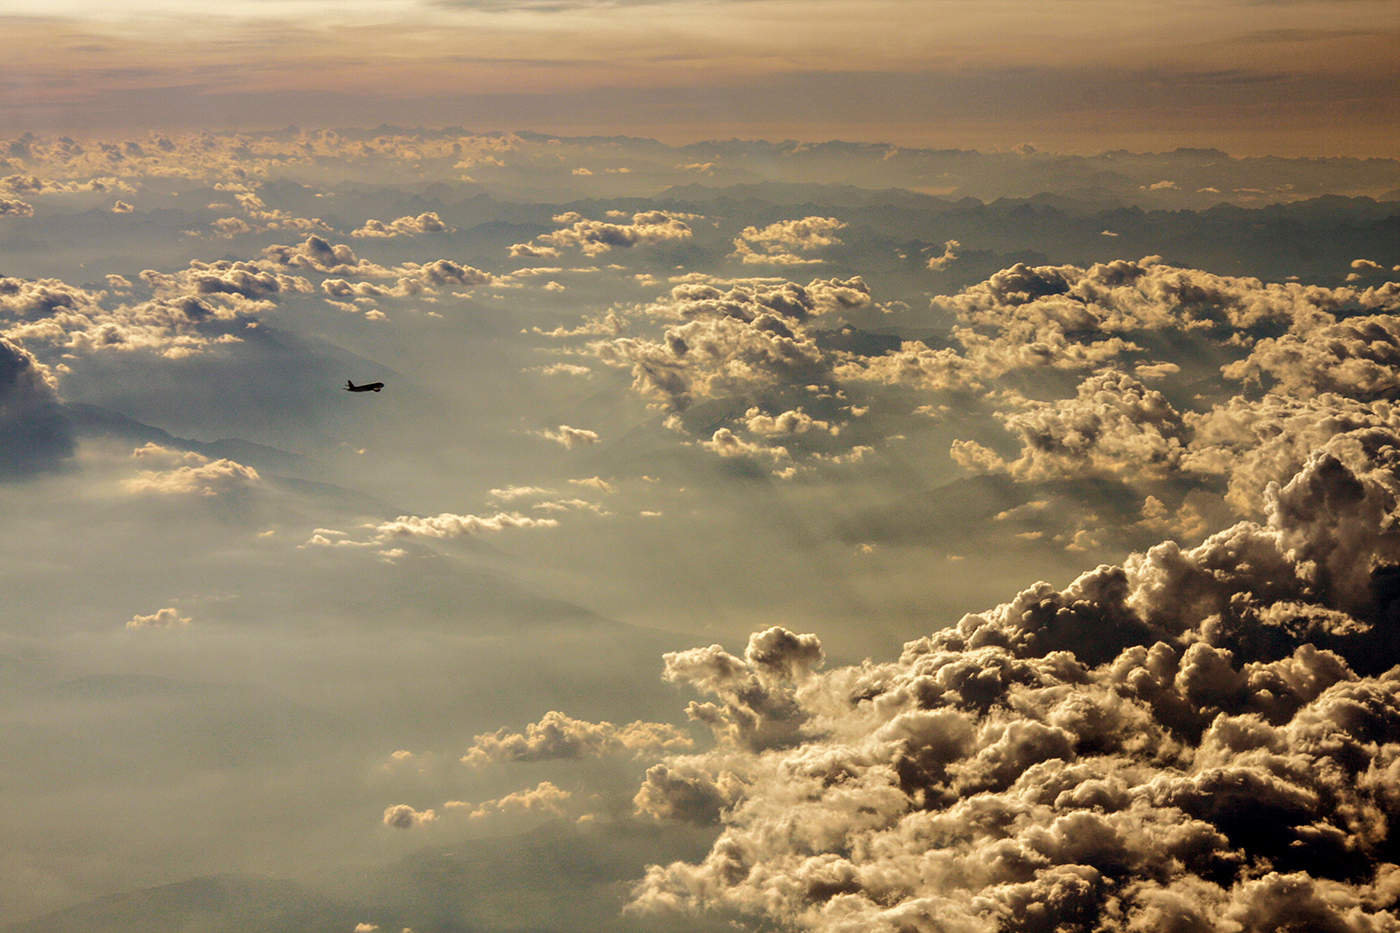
[742,407,835,437]
[537,424,600,449]
[925,239,960,270]
[123,444,261,497]
[0,198,33,217]
[371,511,558,539]
[126,607,191,630]
[700,428,790,463]
[381,804,436,829]
[351,212,454,238]
[952,370,1189,481]
[461,710,691,766]
[730,216,845,265]
[110,200,133,214]
[445,781,571,821]
[509,210,696,258]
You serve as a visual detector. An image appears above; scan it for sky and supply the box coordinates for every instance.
[2,0,1399,154]
[1,4,1399,933]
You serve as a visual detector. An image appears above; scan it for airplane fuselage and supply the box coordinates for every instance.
[346,380,384,392]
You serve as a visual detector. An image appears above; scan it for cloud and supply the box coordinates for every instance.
[730,217,845,265]
[841,257,1386,394]
[614,433,1400,927]
[461,710,692,766]
[952,370,1190,481]
[123,444,261,497]
[351,212,454,238]
[0,336,73,477]
[1,271,274,359]
[370,511,559,539]
[742,406,835,436]
[111,199,134,214]
[126,608,191,630]
[537,424,600,449]
[1223,315,1400,400]
[445,781,572,821]
[509,210,696,257]
[262,236,393,277]
[925,239,960,271]
[0,198,34,217]
[381,804,437,829]
[595,303,827,412]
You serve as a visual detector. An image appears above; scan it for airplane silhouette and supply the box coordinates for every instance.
[345,379,384,392]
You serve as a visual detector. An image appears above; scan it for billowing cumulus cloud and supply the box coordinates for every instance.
[594,298,828,412]
[952,370,1189,481]
[352,212,454,238]
[0,198,34,217]
[841,257,1391,394]
[461,710,692,766]
[2,270,271,359]
[1223,315,1400,400]
[622,436,1400,929]
[731,217,846,265]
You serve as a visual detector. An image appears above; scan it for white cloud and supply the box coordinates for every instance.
[126,608,191,630]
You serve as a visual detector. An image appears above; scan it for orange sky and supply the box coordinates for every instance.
[2,0,1396,155]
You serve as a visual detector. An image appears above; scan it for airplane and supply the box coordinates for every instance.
[345,379,384,392]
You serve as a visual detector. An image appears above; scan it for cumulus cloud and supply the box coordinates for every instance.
[509,210,695,257]
[0,198,34,217]
[351,212,454,238]
[538,424,600,449]
[382,804,437,829]
[1,269,276,359]
[619,436,1400,929]
[262,236,393,277]
[1223,315,1400,400]
[123,444,261,497]
[953,370,1189,481]
[595,302,826,412]
[699,428,791,464]
[126,608,191,630]
[370,511,558,540]
[925,239,960,271]
[742,407,836,436]
[445,781,572,821]
[841,257,1388,394]
[731,217,846,265]
[462,711,692,766]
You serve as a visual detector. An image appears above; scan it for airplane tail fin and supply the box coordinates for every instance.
[346,379,354,389]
